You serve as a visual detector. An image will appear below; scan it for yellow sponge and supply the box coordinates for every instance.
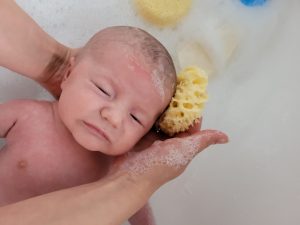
[158,66,208,136]
[133,0,192,27]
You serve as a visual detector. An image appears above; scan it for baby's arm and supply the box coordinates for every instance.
[129,202,156,225]
[0,101,21,138]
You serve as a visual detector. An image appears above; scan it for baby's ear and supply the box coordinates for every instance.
[61,56,76,89]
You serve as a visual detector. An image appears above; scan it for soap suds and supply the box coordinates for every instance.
[150,60,175,102]
[151,68,166,101]
[120,130,227,176]
[120,135,204,175]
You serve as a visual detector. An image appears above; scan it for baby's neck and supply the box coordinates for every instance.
[51,101,72,136]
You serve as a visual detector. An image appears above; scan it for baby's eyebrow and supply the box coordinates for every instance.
[135,106,147,118]
[94,73,115,90]
[134,105,152,123]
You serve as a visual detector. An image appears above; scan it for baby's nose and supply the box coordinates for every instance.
[100,107,123,128]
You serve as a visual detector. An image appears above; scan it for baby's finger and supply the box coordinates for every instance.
[187,118,202,134]
[175,117,202,138]
[198,117,203,130]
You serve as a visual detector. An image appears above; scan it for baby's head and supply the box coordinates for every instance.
[58,26,176,155]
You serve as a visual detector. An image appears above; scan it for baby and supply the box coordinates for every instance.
[0,26,176,224]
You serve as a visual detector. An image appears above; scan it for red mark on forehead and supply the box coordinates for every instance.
[127,55,150,79]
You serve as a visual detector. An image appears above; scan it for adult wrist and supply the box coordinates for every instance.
[39,43,71,98]
[107,170,160,197]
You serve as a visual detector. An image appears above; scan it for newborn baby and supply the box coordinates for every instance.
[0,26,176,224]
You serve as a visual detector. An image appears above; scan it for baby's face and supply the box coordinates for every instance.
[58,43,169,155]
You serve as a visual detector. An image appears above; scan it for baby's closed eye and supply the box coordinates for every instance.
[130,113,143,126]
[97,85,110,96]
[93,80,112,97]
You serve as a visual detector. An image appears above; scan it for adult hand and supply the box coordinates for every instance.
[0,0,82,99]
[40,47,80,99]
[110,118,228,187]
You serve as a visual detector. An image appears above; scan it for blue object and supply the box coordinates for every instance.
[240,0,267,6]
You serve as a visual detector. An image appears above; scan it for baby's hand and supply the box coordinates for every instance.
[110,119,228,186]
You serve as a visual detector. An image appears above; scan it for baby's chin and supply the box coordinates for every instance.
[73,132,132,156]
[72,130,109,152]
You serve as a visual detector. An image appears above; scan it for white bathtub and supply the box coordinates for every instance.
[1,0,299,224]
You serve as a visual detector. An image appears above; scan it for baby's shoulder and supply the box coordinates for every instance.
[1,99,54,118]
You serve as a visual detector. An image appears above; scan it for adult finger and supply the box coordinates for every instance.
[175,129,229,161]
[194,129,228,151]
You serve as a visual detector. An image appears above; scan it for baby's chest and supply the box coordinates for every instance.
[0,122,109,204]
[3,124,80,173]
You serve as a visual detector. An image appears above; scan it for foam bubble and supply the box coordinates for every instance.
[151,68,166,101]
[120,135,202,175]
[150,57,175,103]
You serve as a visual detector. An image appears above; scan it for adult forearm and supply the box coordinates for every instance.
[0,172,157,225]
[129,202,156,225]
[0,0,69,96]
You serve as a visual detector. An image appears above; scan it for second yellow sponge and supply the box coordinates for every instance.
[133,0,192,27]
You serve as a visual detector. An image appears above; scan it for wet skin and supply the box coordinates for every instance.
[0,42,170,207]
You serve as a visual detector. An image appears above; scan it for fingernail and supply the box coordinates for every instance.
[217,138,228,144]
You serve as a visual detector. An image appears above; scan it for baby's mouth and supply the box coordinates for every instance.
[83,121,111,143]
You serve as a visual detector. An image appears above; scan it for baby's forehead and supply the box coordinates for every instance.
[82,41,171,103]
[87,40,136,57]
[86,41,151,74]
